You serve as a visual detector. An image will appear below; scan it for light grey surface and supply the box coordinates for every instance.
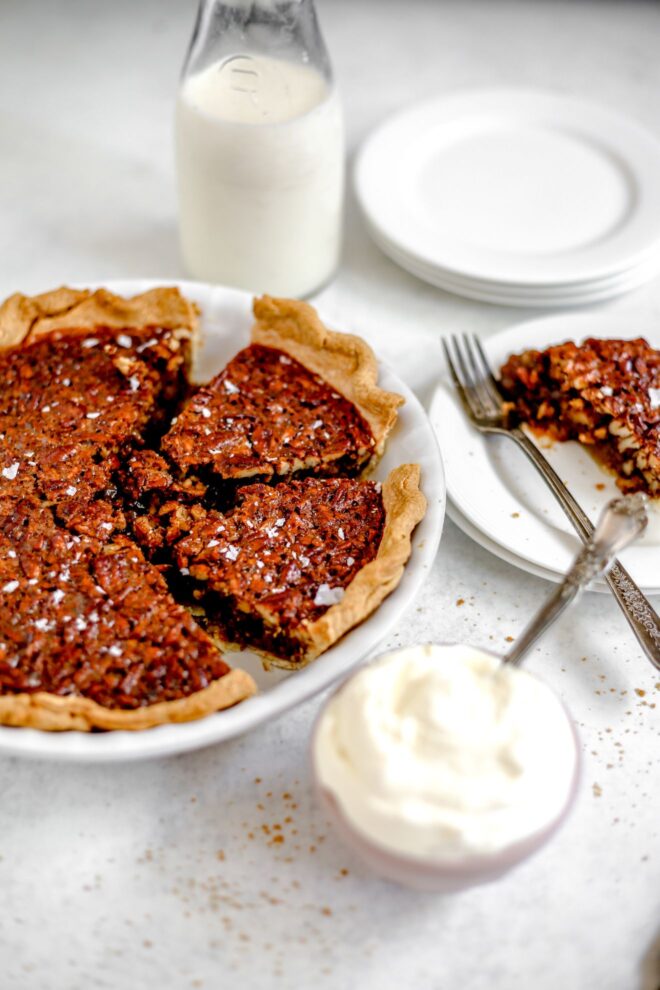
[1,1,659,988]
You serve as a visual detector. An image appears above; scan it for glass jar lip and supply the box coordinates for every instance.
[182,0,334,87]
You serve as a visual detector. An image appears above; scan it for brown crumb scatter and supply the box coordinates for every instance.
[320,907,332,917]
[593,783,603,797]
[216,850,225,861]
[635,688,646,697]
[595,483,606,491]
[505,635,514,643]
[456,598,465,606]
[511,512,520,518]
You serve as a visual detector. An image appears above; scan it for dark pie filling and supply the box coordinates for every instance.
[0,326,190,522]
[0,498,229,709]
[174,479,386,663]
[162,344,376,483]
[500,337,660,496]
[0,328,389,709]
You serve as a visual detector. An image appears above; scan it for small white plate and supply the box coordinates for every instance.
[356,89,660,289]
[0,279,445,762]
[432,311,660,590]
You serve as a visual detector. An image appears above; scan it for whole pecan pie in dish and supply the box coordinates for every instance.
[500,337,660,497]
[0,286,425,731]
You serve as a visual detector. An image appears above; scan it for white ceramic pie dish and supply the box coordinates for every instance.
[0,279,445,762]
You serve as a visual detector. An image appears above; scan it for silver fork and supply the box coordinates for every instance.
[442,333,660,670]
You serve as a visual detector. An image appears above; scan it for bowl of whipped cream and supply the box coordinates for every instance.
[312,643,580,892]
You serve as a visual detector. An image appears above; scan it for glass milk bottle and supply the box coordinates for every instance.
[175,0,345,297]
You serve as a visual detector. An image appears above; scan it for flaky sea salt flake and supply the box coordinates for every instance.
[313,584,345,607]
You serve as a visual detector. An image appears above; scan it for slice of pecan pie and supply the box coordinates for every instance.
[161,296,403,486]
[0,496,255,730]
[500,337,660,496]
[173,465,426,667]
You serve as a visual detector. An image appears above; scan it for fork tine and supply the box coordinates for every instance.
[449,335,488,419]
[442,337,474,418]
[442,337,484,420]
[471,334,505,408]
[461,334,500,415]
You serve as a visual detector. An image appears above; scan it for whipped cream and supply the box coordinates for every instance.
[314,644,577,860]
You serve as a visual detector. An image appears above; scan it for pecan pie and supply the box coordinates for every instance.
[162,296,403,485]
[174,465,425,667]
[500,337,660,496]
[0,286,426,731]
[0,287,256,730]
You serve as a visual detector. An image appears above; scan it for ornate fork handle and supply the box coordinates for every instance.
[509,426,660,669]
[506,490,650,665]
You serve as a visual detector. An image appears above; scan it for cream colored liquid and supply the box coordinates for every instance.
[176,55,344,296]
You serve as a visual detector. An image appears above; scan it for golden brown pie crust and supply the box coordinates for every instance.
[0,285,199,351]
[0,669,256,732]
[252,296,403,459]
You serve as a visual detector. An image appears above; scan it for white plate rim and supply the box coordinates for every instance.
[444,497,660,596]
[355,87,660,287]
[432,310,660,588]
[370,225,660,309]
[0,279,445,763]
[369,220,660,297]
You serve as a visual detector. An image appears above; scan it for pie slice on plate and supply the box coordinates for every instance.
[174,465,426,668]
[500,337,660,496]
[162,296,403,485]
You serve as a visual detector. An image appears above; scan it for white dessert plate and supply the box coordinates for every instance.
[355,89,660,290]
[432,311,660,590]
[0,279,445,762]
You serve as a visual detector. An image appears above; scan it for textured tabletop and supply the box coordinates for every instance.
[0,1,659,987]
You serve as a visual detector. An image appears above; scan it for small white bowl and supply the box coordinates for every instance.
[311,654,581,893]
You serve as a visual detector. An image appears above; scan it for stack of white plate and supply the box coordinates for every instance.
[355,89,660,307]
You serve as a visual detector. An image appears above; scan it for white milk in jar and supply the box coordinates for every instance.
[175,54,344,296]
